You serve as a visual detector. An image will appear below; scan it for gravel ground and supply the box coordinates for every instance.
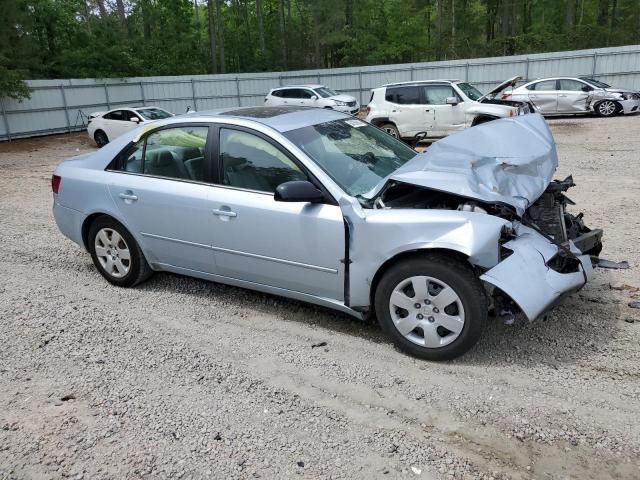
[1,115,639,480]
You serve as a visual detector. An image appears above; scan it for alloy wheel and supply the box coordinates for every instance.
[388,276,465,348]
[598,100,616,116]
[94,228,131,278]
[383,126,399,138]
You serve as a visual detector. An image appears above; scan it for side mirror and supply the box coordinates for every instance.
[581,85,593,92]
[446,96,459,106]
[311,95,318,101]
[130,117,140,123]
[275,180,325,203]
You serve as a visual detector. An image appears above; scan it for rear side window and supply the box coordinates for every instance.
[385,86,421,105]
[111,126,209,182]
[528,80,557,91]
[103,110,127,121]
[559,79,587,91]
[271,90,284,97]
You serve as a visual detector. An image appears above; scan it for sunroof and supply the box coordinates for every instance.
[221,106,311,118]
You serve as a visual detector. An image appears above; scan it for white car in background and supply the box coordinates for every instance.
[87,106,174,147]
[504,77,640,117]
[264,85,360,114]
[364,78,527,140]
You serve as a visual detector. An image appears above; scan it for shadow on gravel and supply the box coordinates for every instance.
[137,271,390,344]
[132,267,623,365]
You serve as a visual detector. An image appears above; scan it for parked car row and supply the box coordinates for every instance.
[86,76,638,148]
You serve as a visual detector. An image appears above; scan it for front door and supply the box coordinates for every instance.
[423,84,465,136]
[527,79,559,114]
[107,124,217,273]
[556,79,591,113]
[209,126,345,300]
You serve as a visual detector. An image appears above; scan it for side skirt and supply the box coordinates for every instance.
[153,262,365,320]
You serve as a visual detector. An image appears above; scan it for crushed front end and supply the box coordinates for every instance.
[481,176,603,320]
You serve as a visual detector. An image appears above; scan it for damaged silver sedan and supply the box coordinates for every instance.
[52,107,602,360]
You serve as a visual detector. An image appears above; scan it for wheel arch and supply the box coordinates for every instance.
[368,117,392,128]
[369,248,473,309]
[81,211,138,252]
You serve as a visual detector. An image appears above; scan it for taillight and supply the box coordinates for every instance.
[501,93,512,100]
[52,175,61,193]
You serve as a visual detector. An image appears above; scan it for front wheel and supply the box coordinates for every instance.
[374,255,487,361]
[88,216,152,287]
[595,100,619,117]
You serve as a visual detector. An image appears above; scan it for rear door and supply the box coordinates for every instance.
[107,124,217,273]
[422,84,465,136]
[527,80,558,114]
[208,126,345,300]
[557,79,591,113]
[385,86,433,137]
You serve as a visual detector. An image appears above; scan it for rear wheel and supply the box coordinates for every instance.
[595,100,619,117]
[94,130,109,148]
[374,255,487,361]
[380,123,400,139]
[88,216,152,287]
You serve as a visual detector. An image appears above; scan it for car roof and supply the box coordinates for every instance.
[184,106,347,133]
[273,84,324,89]
[382,79,461,88]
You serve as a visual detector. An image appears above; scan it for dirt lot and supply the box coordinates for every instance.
[1,115,639,480]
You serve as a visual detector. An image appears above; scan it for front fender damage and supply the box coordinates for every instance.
[480,224,594,320]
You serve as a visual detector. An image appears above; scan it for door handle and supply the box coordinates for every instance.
[118,192,138,201]
[212,209,237,218]
[425,109,430,112]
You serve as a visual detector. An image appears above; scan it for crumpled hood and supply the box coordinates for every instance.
[369,113,557,216]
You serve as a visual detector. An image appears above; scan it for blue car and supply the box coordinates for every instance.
[52,107,601,360]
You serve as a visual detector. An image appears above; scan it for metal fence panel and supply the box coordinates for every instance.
[2,44,640,140]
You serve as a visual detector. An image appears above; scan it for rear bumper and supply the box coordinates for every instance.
[480,224,595,320]
[53,198,86,248]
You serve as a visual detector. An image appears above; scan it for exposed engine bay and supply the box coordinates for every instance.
[372,174,603,272]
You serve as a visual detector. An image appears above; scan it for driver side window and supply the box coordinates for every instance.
[220,129,306,193]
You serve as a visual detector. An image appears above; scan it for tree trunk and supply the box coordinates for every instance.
[207,0,218,73]
[597,0,609,27]
[256,0,265,54]
[610,0,618,29]
[95,0,107,17]
[564,0,576,30]
[436,0,442,60]
[216,0,225,73]
[450,0,455,57]
[115,0,128,35]
[278,0,287,68]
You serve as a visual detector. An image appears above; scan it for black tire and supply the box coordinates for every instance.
[88,216,152,287]
[374,254,487,361]
[94,130,109,148]
[380,123,401,139]
[594,99,619,117]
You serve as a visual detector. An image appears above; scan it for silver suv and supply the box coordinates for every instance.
[365,77,529,140]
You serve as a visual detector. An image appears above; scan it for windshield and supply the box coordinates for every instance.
[580,77,611,88]
[284,119,417,197]
[137,108,173,120]
[456,82,483,101]
[315,86,338,98]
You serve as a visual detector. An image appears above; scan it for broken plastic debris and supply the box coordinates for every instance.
[597,259,630,269]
